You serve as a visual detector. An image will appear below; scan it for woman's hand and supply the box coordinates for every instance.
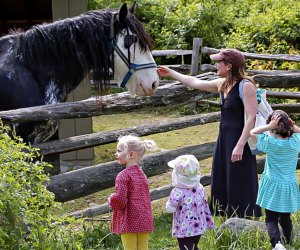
[231,144,244,163]
[158,65,220,93]
[157,66,172,77]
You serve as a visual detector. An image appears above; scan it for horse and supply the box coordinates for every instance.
[0,2,159,144]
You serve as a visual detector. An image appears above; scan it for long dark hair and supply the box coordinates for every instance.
[267,110,294,138]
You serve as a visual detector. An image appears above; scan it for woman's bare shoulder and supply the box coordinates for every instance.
[242,79,256,91]
[243,78,256,87]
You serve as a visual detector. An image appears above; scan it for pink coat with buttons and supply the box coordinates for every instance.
[109,165,154,234]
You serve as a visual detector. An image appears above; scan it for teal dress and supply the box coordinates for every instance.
[256,133,300,213]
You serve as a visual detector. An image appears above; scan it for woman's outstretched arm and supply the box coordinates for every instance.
[157,66,221,93]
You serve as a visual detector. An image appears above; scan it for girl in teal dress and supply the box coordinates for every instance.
[250,110,300,250]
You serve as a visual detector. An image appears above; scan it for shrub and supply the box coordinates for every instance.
[0,121,86,249]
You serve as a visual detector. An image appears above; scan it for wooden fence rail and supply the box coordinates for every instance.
[0,75,217,122]
[153,46,300,62]
[34,87,299,156]
[68,158,300,219]
[36,112,220,155]
[48,142,216,202]
[0,74,299,123]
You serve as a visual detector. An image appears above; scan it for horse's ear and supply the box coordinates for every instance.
[128,1,136,14]
[118,3,128,24]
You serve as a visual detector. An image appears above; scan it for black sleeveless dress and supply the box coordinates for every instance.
[209,80,261,218]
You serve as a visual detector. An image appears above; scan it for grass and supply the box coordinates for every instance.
[76,211,300,249]
[57,105,300,249]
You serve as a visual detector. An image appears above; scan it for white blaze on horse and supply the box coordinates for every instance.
[0,2,159,143]
[111,3,159,96]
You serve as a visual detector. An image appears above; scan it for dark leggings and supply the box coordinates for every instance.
[177,235,201,250]
[265,209,292,248]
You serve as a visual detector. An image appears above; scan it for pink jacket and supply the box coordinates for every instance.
[109,165,154,234]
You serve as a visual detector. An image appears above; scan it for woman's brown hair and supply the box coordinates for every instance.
[218,62,256,93]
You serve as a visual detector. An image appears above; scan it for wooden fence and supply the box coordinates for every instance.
[0,38,299,218]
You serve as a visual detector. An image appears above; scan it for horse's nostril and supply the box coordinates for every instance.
[152,81,157,90]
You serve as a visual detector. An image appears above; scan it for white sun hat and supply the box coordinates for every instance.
[168,155,201,188]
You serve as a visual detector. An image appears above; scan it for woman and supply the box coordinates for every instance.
[158,48,261,218]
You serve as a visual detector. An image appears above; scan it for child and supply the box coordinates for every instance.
[108,135,157,250]
[250,110,300,250]
[166,154,214,250]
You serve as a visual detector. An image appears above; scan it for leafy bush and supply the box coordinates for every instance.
[0,121,89,249]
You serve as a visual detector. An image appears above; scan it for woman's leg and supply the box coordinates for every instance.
[137,232,150,250]
[265,209,281,248]
[121,233,137,250]
[279,213,292,244]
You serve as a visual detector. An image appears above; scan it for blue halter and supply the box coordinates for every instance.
[110,15,157,89]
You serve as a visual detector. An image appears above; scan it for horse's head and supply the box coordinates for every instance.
[112,3,159,96]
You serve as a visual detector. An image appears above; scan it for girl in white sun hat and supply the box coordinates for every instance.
[166,155,214,250]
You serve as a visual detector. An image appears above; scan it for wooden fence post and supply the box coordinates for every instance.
[191,38,203,76]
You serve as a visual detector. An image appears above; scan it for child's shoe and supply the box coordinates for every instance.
[272,242,286,250]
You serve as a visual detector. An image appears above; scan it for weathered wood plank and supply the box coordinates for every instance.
[0,75,218,122]
[67,158,300,218]
[152,50,193,56]
[249,70,300,75]
[35,112,220,155]
[202,47,300,62]
[254,74,300,88]
[197,100,300,113]
[191,38,203,76]
[0,73,299,122]
[267,90,300,99]
[153,47,300,62]
[271,103,300,113]
[47,143,216,202]
[188,63,300,76]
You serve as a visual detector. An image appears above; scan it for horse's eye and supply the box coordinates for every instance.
[124,35,137,49]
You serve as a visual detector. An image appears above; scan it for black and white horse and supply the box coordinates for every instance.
[0,3,159,144]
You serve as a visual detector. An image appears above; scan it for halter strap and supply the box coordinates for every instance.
[109,13,157,89]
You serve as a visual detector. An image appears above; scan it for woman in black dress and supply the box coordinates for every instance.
[158,49,261,218]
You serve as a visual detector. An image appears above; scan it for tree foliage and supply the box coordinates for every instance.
[225,0,300,54]
[88,0,233,49]
[88,0,300,67]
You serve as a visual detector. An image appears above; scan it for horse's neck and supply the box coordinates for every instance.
[17,22,100,92]
[16,11,113,99]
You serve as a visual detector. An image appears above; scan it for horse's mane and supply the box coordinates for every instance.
[12,8,153,95]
